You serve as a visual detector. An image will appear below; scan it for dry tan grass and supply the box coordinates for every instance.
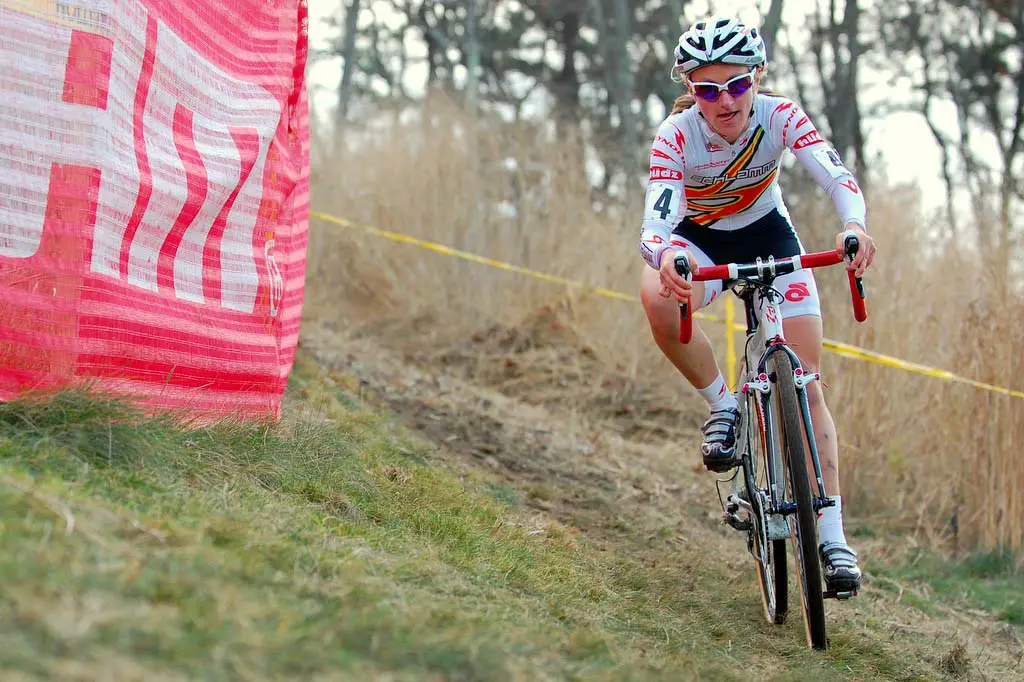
[307,94,1023,556]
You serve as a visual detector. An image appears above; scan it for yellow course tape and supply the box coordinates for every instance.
[821,339,1024,398]
[311,211,1024,401]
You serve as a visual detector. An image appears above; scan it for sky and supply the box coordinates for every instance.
[307,0,962,212]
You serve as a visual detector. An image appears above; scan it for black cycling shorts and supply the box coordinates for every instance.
[668,209,821,317]
[671,209,802,266]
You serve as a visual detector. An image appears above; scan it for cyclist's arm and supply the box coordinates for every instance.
[772,101,867,231]
[639,118,688,270]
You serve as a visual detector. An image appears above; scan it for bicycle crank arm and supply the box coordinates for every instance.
[813,496,837,512]
[726,494,753,514]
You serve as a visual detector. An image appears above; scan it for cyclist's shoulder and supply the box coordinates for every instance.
[755,94,815,137]
[755,93,800,119]
[651,107,700,156]
[755,92,799,107]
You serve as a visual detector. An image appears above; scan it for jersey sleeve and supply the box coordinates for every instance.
[767,99,867,231]
[639,117,688,270]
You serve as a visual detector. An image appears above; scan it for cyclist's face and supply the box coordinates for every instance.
[688,64,760,142]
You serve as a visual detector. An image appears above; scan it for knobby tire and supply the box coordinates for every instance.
[772,351,827,650]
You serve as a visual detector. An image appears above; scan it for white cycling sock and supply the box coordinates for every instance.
[697,374,738,412]
[817,495,848,546]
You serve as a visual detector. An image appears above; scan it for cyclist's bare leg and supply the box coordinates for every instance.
[780,314,839,496]
[641,265,742,471]
[639,265,719,387]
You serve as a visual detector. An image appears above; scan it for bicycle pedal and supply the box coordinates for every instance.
[722,512,751,532]
[823,589,858,600]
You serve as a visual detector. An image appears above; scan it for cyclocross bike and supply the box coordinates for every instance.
[674,233,868,651]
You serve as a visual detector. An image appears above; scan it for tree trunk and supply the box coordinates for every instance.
[611,0,635,138]
[843,0,867,184]
[465,0,479,111]
[553,8,582,125]
[761,0,785,61]
[335,0,362,140]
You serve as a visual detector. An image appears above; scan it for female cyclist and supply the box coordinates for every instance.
[638,17,877,593]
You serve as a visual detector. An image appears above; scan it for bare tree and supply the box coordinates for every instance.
[881,0,1023,277]
[760,0,785,61]
[335,0,362,142]
[534,0,587,125]
[465,0,480,110]
[314,0,889,207]
[808,0,868,182]
[605,0,638,174]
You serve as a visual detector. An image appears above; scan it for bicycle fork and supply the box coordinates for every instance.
[792,360,857,600]
[723,355,837,540]
[791,364,834,518]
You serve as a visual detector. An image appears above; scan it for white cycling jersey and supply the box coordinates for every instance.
[639,94,867,270]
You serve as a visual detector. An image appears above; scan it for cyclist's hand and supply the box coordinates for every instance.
[658,249,696,302]
[836,225,875,278]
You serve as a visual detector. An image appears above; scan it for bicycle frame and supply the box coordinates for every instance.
[673,238,868,529]
[672,239,869,643]
[735,273,832,526]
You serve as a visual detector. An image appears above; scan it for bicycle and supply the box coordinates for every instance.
[673,233,868,651]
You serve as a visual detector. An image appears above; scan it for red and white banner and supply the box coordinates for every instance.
[0,0,309,418]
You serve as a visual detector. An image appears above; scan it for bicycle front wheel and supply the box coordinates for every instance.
[740,390,788,625]
[772,351,827,650]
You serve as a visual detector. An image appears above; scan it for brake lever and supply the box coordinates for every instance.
[843,233,868,322]
[674,253,693,343]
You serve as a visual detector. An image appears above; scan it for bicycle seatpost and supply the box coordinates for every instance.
[673,253,693,344]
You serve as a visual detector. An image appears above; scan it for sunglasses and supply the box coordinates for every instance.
[688,69,757,102]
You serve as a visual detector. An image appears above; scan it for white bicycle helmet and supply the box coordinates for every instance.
[672,17,767,82]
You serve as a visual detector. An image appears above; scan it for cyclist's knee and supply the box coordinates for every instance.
[780,315,831,408]
[782,314,824,364]
[640,269,705,337]
[639,266,663,308]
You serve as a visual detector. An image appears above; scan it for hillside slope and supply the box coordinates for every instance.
[1,309,1020,681]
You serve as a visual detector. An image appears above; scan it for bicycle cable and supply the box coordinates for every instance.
[715,464,741,512]
[736,277,786,304]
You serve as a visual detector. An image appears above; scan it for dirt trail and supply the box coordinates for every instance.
[300,305,1023,679]
[304,305,708,539]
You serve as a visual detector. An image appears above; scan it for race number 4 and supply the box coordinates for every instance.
[645,182,681,222]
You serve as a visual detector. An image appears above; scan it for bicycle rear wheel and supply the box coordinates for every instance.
[740,390,788,625]
[772,351,827,650]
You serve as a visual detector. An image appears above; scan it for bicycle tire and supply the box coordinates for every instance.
[771,351,827,650]
[740,391,788,625]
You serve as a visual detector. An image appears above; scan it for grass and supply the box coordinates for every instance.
[0,351,1013,680]
[871,549,1023,625]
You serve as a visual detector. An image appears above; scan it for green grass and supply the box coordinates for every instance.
[0,353,991,681]
[872,549,1023,625]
